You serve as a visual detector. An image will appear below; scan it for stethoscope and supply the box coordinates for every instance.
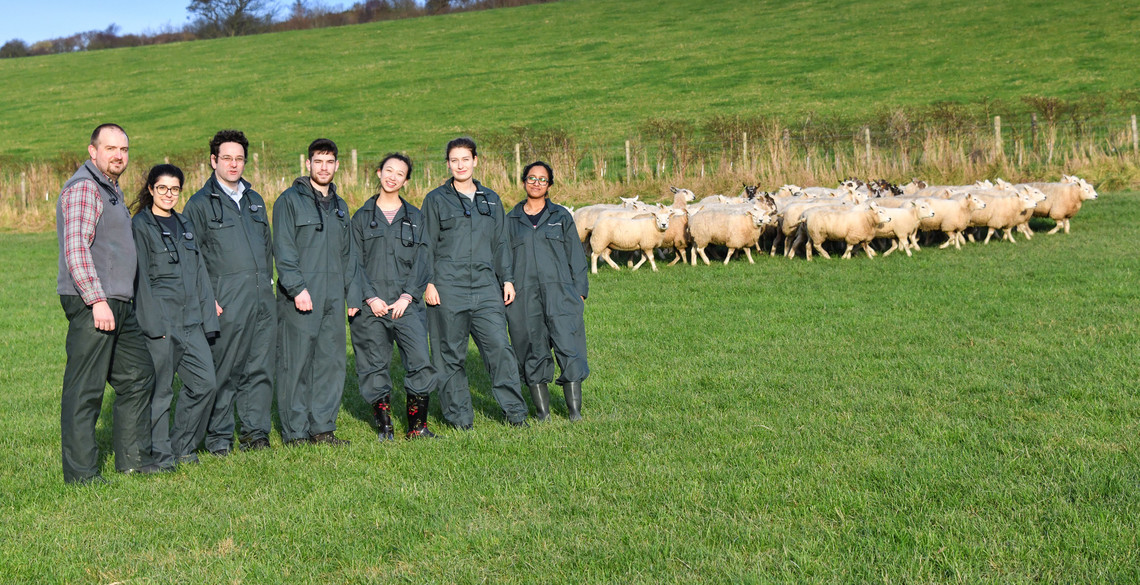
[456,190,492,218]
[209,191,262,224]
[150,210,193,265]
[368,197,416,247]
[312,189,346,232]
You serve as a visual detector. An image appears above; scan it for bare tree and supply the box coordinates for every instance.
[188,0,278,38]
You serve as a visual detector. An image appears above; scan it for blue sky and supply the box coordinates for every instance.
[2,1,193,45]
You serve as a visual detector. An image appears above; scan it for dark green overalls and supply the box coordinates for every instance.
[504,200,590,386]
[273,177,356,442]
[132,209,219,466]
[183,175,276,451]
[348,196,434,405]
[422,179,527,427]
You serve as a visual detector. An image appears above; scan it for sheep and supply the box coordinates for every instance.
[916,193,987,250]
[1024,175,1098,234]
[775,199,851,257]
[871,200,936,256]
[688,205,774,265]
[572,196,646,243]
[589,207,679,274]
[967,189,1038,244]
[798,204,893,261]
[661,187,696,265]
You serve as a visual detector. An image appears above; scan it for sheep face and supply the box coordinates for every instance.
[670,186,697,203]
[653,210,674,231]
[1077,179,1098,200]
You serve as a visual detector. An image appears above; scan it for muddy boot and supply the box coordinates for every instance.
[529,383,551,422]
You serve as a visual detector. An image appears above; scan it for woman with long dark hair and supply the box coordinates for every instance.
[130,164,220,467]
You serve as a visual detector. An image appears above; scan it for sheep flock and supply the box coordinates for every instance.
[571,175,1099,272]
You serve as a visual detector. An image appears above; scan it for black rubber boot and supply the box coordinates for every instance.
[529,383,551,422]
[563,382,582,422]
[405,394,437,439]
[372,397,395,441]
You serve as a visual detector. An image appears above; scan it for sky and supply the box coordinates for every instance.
[1,1,193,45]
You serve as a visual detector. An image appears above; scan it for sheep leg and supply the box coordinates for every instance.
[883,240,897,257]
[769,236,780,257]
[864,243,877,258]
[744,248,755,264]
[788,229,806,259]
[642,248,659,272]
[813,242,831,260]
[1018,223,1033,239]
[1003,228,1016,243]
[1063,219,1071,234]
[590,252,600,274]
[841,244,854,259]
[902,238,913,257]
[690,245,698,266]
[1047,221,1062,235]
[723,248,734,264]
[983,228,994,244]
[697,246,711,266]
[602,249,622,271]
[910,234,922,251]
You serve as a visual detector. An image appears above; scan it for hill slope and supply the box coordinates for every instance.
[0,0,1137,163]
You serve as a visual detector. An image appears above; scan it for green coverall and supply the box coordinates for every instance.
[273,177,356,442]
[183,175,276,451]
[132,209,219,466]
[348,196,434,405]
[504,199,590,386]
[422,179,528,427]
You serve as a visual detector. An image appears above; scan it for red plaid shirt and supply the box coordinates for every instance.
[60,176,120,305]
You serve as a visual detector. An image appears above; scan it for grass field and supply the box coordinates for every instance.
[0,0,1138,167]
[1,191,1137,582]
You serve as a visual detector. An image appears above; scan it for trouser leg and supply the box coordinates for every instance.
[146,335,176,468]
[170,326,218,458]
[394,309,433,399]
[236,294,275,444]
[277,301,318,442]
[205,301,245,452]
[429,303,473,427]
[350,312,396,406]
[60,296,115,483]
[309,296,346,436]
[106,301,157,472]
[547,285,589,386]
[470,304,527,423]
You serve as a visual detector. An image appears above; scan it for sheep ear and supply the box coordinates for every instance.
[670,186,679,194]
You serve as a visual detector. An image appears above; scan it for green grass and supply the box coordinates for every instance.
[0,0,1138,167]
[1,194,1137,582]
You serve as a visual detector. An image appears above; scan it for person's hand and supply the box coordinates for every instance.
[347,307,359,317]
[424,283,440,306]
[294,289,313,312]
[368,298,389,317]
[215,301,223,316]
[389,297,411,320]
[92,301,115,331]
[503,282,516,306]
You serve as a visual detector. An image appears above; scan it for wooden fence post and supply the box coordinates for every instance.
[994,116,1002,159]
[20,172,27,208]
[1132,114,1138,155]
[624,139,633,182]
[1031,113,1038,151]
[742,132,748,172]
[514,143,521,184]
[864,127,872,168]
[351,149,358,181]
[299,154,305,175]
[253,152,259,172]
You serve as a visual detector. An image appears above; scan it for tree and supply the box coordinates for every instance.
[188,0,277,38]
[0,39,29,59]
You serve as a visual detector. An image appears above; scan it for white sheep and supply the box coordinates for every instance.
[1024,175,1098,234]
[967,189,1038,244]
[871,200,936,257]
[914,193,986,250]
[688,206,774,265]
[589,207,679,273]
[798,204,893,261]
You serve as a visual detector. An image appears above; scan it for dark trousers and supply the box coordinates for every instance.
[205,290,276,451]
[350,307,434,405]
[428,292,527,427]
[59,296,155,483]
[505,282,589,386]
[276,292,346,442]
[146,324,217,465]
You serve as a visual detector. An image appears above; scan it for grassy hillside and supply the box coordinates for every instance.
[0,0,1137,165]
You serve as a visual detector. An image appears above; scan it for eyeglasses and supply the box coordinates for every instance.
[218,156,246,164]
[154,185,182,196]
[525,176,549,185]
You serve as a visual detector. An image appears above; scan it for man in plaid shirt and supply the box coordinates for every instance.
[56,124,160,484]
